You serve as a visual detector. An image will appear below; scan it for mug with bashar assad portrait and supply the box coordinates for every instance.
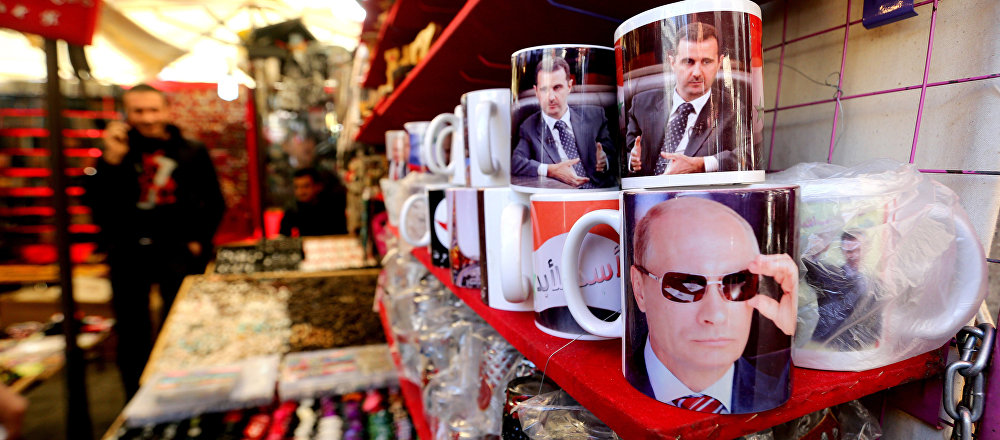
[560,184,798,414]
[510,44,619,193]
[615,0,765,189]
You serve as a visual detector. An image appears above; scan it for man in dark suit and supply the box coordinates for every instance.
[627,197,797,413]
[511,57,616,188]
[626,22,750,176]
[804,231,882,350]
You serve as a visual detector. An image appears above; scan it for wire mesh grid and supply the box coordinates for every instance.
[761,0,1000,255]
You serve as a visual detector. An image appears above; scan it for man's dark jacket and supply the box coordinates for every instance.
[85,124,225,263]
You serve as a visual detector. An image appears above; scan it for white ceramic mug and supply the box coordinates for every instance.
[447,187,482,289]
[478,188,533,312]
[463,89,511,188]
[385,130,409,181]
[615,0,765,189]
[503,191,622,340]
[398,183,453,258]
[561,185,799,414]
[404,121,430,172]
[423,105,467,185]
[510,44,619,193]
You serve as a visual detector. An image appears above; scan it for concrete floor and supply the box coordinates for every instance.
[21,361,125,440]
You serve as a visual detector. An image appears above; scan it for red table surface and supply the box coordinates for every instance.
[377,300,434,440]
[410,247,945,440]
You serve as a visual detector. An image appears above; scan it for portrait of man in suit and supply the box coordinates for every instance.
[511,56,616,189]
[627,197,797,413]
[804,231,882,351]
[625,21,752,177]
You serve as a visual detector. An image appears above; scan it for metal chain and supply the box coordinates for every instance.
[944,323,995,440]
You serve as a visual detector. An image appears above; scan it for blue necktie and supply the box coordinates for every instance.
[654,102,695,175]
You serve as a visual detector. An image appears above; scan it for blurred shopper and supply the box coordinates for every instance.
[85,84,225,398]
[0,384,26,439]
[279,167,348,236]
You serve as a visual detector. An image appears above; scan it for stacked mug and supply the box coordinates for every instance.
[501,0,790,416]
[394,0,783,415]
[396,85,532,310]
[390,0,990,420]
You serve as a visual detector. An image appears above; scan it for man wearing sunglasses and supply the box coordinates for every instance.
[628,197,797,414]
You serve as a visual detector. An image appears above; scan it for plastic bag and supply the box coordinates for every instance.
[767,399,881,440]
[767,159,987,371]
[277,344,398,401]
[123,355,280,427]
[514,390,620,440]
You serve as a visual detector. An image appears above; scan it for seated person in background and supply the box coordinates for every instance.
[280,167,348,237]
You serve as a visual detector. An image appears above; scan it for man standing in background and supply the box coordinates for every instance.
[85,84,225,398]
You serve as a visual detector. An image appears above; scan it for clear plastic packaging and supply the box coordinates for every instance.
[514,390,620,440]
[767,159,987,371]
[767,399,881,440]
[123,355,280,427]
[278,344,399,401]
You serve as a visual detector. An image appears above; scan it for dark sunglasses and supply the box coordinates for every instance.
[633,265,759,303]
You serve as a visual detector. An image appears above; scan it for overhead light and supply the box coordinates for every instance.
[218,71,239,101]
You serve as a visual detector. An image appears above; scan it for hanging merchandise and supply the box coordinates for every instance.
[0,0,102,46]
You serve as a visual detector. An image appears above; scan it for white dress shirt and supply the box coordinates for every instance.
[644,336,733,412]
[628,89,719,173]
[537,110,573,177]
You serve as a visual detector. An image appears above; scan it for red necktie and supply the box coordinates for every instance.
[670,394,728,414]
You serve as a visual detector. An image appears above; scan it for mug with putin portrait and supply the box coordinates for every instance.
[615,0,765,189]
[560,185,799,414]
[510,45,619,193]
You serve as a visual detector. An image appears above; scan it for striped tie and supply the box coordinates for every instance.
[670,394,728,414]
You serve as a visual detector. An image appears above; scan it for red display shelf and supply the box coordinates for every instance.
[410,248,945,440]
[0,148,102,157]
[5,224,99,234]
[0,108,118,119]
[361,0,466,89]
[376,298,434,440]
[354,0,678,144]
[0,128,102,138]
[0,206,90,217]
[0,186,85,197]
[0,167,87,177]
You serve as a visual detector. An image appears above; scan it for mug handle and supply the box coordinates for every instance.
[424,114,456,174]
[561,209,624,338]
[399,193,430,247]
[451,104,467,186]
[474,101,497,175]
[908,213,987,339]
[434,125,456,173]
[499,201,530,302]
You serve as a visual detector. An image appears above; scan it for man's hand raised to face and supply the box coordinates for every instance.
[102,121,131,166]
[746,253,798,337]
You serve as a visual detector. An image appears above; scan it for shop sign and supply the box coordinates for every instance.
[0,0,102,46]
